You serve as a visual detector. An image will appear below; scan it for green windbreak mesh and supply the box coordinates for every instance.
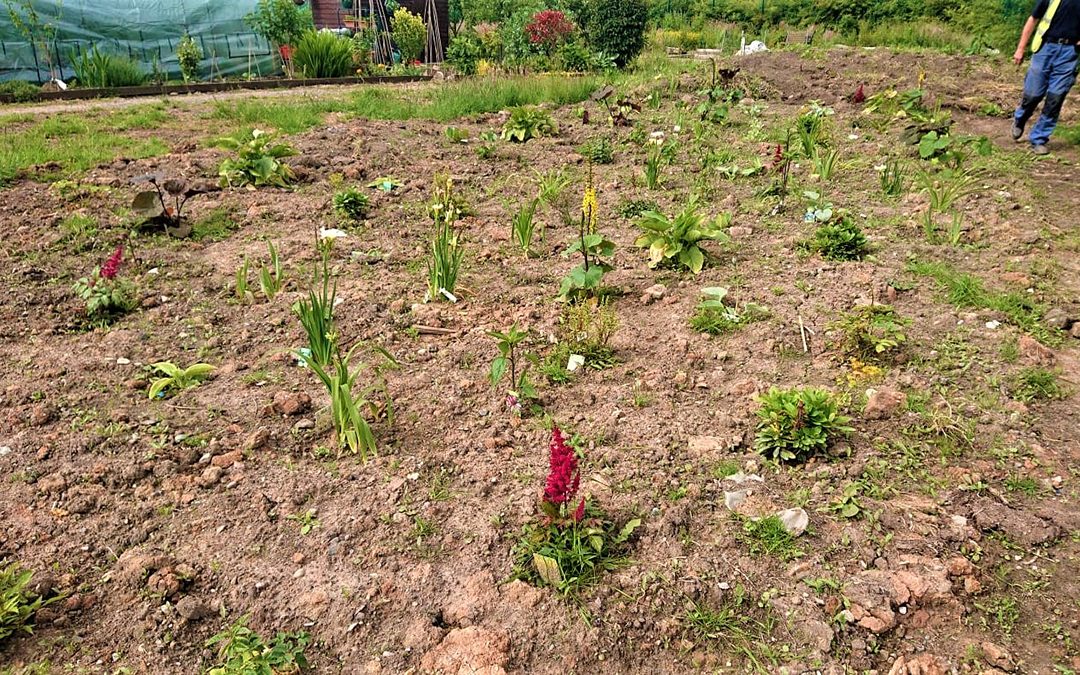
[0,0,278,82]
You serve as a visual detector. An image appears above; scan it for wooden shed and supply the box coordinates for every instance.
[310,0,449,60]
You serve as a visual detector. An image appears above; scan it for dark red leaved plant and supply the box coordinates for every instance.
[525,10,575,52]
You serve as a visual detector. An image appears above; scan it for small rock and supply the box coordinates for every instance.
[272,391,312,416]
[175,596,213,622]
[728,226,754,238]
[211,450,243,468]
[197,466,224,488]
[864,387,906,419]
[243,427,270,452]
[777,508,809,536]
[981,641,1015,672]
[641,284,667,305]
[1017,335,1054,366]
[28,403,57,427]
[1018,229,1040,244]
[1072,323,1080,339]
[1043,307,1070,330]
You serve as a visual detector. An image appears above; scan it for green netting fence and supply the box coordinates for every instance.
[0,0,278,82]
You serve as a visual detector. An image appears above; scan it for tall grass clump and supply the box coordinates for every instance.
[292,30,356,79]
[71,46,147,88]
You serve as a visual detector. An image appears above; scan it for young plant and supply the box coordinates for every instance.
[805,214,870,261]
[177,34,202,82]
[205,615,310,675]
[294,239,395,460]
[543,299,619,382]
[502,106,557,143]
[754,387,852,462]
[812,147,840,181]
[579,136,614,164]
[916,168,977,241]
[488,324,537,414]
[131,173,210,237]
[332,187,369,222]
[217,129,297,188]
[234,257,253,304]
[690,287,769,335]
[0,561,49,644]
[426,175,465,302]
[511,197,540,257]
[1011,367,1068,403]
[72,245,138,325]
[444,126,469,144]
[258,240,285,300]
[829,304,909,360]
[879,159,906,197]
[148,362,215,400]
[635,199,731,274]
[475,131,499,159]
[643,136,677,189]
[559,172,614,299]
[511,427,640,595]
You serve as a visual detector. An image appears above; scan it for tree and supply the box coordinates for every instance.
[588,0,648,68]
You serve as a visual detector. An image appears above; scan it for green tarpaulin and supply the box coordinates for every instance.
[0,0,279,82]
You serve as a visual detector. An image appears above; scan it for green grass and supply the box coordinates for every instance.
[737,515,805,561]
[686,585,781,669]
[907,260,1061,345]
[0,113,168,186]
[192,207,240,241]
[1012,367,1068,403]
[1060,122,1080,147]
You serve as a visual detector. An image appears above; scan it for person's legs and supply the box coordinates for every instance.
[1015,46,1052,132]
[1029,44,1079,147]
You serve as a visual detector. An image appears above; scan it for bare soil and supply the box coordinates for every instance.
[1,47,1078,674]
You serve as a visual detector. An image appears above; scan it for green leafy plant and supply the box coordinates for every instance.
[0,561,49,644]
[426,175,465,302]
[489,324,537,413]
[617,198,658,219]
[559,177,613,299]
[294,242,395,460]
[292,30,355,78]
[587,0,648,68]
[754,387,852,462]
[690,287,769,335]
[286,509,320,535]
[245,0,314,54]
[805,214,869,261]
[643,137,676,189]
[502,106,557,143]
[579,136,614,164]
[392,7,427,63]
[72,245,138,324]
[217,129,297,188]
[512,426,640,595]
[635,199,731,274]
[828,483,864,519]
[332,186,369,222]
[686,585,780,669]
[474,131,500,159]
[879,159,906,197]
[258,240,285,300]
[829,304,909,360]
[235,257,253,304]
[0,79,39,102]
[205,615,310,675]
[1011,367,1068,403]
[148,362,215,400]
[795,103,832,157]
[177,34,202,83]
[70,45,146,88]
[444,126,469,144]
[446,33,481,75]
[916,168,977,241]
[543,299,620,380]
[511,197,540,257]
[812,147,840,181]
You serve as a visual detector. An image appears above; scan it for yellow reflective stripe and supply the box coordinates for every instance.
[1032,0,1062,52]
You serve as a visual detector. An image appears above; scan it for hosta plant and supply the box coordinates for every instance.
[148,362,215,400]
[635,200,731,274]
[217,129,297,188]
[72,245,138,325]
[512,427,640,595]
[754,387,852,462]
[502,106,557,143]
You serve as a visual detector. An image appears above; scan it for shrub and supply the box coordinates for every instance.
[635,200,731,274]
[0,80,39,102]
[557,40,593,72]
[754,387,852,462]
[526,10,576,53]
[806,215,869,261]
[293,30,355,79]
[392,7,427,63]
[71,46,147,88]
[588,0,648,68]
[1,561,48,644]
[511,427,640,594]
[177,34,202,83]
[244,0,314,48]
[501,105,557,143]
[446,33,482,75]
[333,187,370,221]
[829,304,909,360]
[216,129,297,188]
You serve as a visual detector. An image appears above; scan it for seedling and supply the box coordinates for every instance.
[286,509,320,535]
[488,324,538,412]
[258,240,285,300]
[148,362,215,400]
[205,615,309,675]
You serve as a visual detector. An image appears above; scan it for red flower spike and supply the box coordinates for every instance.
[100,245,124,280]
[543,426,580,507]
[853,84,866,104]
[572,497,585,523]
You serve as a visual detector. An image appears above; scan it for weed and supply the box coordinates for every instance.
[474,131,500,159]
[193,207,240,242]
[685,585,780,669]
[1011,367,1068,403]
[738,515,805,560]
[829,304,909,360]
[286,509,320,535]
[828,483,864,519]
[635,198,730,274]
[754,387,852,462]
[333,187,370,222]
[205,615,309,675]
[1004,475,1040,496]
[805,214,870,261]
[148,362,215,400]
[975,596,1021,636]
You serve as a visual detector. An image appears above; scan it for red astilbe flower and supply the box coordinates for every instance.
[852,83,866,104]
[100,245,124,280]
[767,144,784,172]
[572,496,585,523]
[525,10,575,51]
[543,426,580,507]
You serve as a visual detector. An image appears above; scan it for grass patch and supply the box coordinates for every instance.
[686,585,782,669]
[192,207,240,241]
[0,113,167,186]
[1011,367,1068,403]
[907,260,1061,345]
[737,515,805,561]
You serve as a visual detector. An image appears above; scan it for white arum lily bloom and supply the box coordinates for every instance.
[319,228,349,240]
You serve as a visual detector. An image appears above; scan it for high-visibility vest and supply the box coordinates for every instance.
[1032,0,1062,52]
